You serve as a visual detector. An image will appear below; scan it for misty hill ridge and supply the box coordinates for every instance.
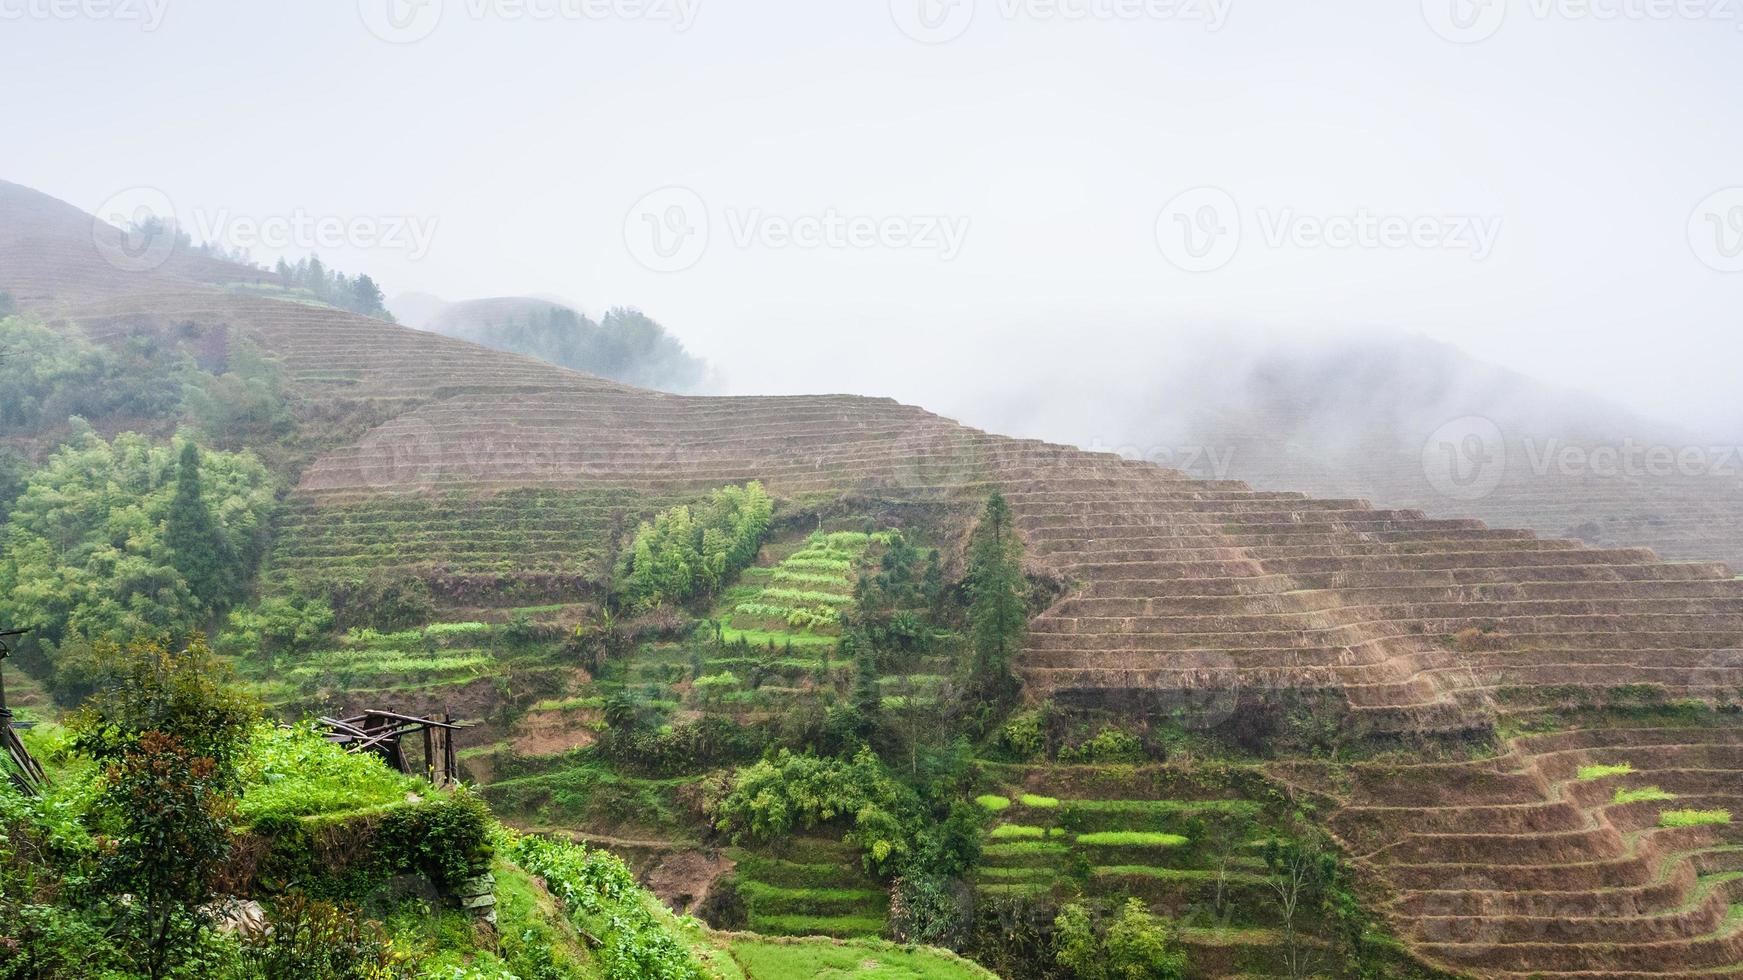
[395,293,712,393]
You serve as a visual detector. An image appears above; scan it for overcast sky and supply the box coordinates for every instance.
[3,0,1740,438]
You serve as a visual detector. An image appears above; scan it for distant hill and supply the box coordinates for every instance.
[394,294,711,393]
[989,327,1743,567]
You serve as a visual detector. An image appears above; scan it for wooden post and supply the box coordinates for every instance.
[423,719,436,784]
[0,629,45,796]
[443,712,457,786]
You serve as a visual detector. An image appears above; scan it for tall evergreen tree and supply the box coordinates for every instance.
[967,491,1026,699]
[163,442,228,610]
[847,631,881,733]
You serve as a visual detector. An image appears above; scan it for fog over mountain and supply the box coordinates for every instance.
[391,293,715,394]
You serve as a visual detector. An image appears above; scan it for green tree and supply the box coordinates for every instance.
[0,430,274,645]
[1054,899,1187,980]
[92,730,237,979]
[163,442,229,610]
[615,482,772,610]
[70,637,258,772]
[966,492,1026,699]
[848,632,880,733]
[72,638,258,979]
[1262,836,1339,980]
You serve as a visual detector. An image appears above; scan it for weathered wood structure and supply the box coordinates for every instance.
[0,627,46,795]
[316,709,465,787]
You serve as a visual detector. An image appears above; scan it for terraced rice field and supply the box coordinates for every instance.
[974,764,1293,973]
[1317,722,1743,978]
[720,531,876,649]
[728,836,890,939]
[238,619,568,719]
[268,488,688,583]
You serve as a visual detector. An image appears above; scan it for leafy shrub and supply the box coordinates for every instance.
[598,717,768,776]
[69,637,258,778]
[709,748,922,877]
[617,483,772,610]
[1054,899,1187,980]
[889,875,972,950]
[93,731,239,980]
[989,706,1048,761]
[378,789,495,889]
[506,832,706,980]
[232,894,404,979]
[1060,727,1145,764]
[220,595,335,661]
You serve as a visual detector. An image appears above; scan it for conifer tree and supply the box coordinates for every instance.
[967,491,1025,699]
[164,442,227,610]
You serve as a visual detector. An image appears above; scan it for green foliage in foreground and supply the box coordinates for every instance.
[1661,809,1732,827]
[506,831,710,980]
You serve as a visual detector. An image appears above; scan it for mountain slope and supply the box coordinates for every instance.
[7,179,1743,976]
